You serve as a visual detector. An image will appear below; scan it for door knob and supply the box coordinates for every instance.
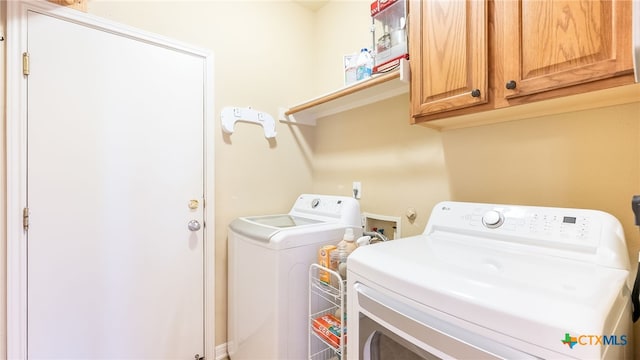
[188,220,201,231]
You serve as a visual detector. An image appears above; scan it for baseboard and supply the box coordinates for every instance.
[214,343,229,360]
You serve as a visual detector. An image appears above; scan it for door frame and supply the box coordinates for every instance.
[5,1,215,358]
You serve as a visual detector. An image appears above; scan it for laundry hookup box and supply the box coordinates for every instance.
[371,0,409,73]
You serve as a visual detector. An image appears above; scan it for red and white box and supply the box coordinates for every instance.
[370,0,409,73]
[312,314,346,347]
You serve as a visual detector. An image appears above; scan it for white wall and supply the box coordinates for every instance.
[309,1,450,236]
[312,0,372,95]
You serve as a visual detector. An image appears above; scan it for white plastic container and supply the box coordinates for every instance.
[344,54,358,86]
[356,48,373,81]
[337,228,358,277]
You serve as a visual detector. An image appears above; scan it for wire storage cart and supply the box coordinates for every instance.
[309,263,346,360]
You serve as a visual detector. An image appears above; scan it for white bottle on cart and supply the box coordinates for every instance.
[356,48,373,81]
[337,228,358,278]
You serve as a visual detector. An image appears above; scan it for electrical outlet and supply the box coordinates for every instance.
[353,181,362,199]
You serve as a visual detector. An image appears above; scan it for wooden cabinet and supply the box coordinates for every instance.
[410,0,635,127]
[502,0,633,99]
[409,0,489,119]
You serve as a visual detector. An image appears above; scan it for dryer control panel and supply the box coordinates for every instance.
[472,207,594,243]
[425,201,629,270]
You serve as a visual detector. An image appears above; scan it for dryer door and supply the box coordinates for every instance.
[360,314,438,360]
[354,283,541,360]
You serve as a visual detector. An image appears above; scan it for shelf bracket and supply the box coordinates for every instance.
[221,106,276,139]
[278,107,316,126]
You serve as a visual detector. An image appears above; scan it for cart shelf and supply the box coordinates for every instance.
[309,264,347,360]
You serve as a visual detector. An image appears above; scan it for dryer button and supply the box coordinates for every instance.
[482,210,504,229]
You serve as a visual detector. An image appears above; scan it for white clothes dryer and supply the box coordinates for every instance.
[348,201,633,360]
[228,194,361,360]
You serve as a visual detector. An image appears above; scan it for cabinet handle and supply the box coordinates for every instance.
[506,80,517,90]
[471,89,481,97]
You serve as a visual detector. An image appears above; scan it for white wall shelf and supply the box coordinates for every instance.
[280,58,409,126]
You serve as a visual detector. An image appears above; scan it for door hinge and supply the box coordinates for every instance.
[23,207,29,231]
[22,52,30,76]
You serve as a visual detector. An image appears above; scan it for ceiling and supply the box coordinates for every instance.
[292,0,329,12]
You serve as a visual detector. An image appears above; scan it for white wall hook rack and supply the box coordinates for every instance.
[221,106,277,138]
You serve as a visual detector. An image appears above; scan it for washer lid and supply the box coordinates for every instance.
[229,215,323,242]
[245,214,321,228]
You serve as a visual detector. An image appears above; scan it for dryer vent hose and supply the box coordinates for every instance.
[632,251,640,323]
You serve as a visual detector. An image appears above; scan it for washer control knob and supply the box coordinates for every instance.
[311,199,320,209]
[482,210,504,229]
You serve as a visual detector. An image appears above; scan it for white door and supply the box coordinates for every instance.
[24,9,207,359]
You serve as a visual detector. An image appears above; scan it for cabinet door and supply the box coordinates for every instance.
[409,0,488,120]
[503,0,633,99]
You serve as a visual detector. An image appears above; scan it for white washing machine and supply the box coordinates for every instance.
[228,194,361,360]
[348,201,633,360]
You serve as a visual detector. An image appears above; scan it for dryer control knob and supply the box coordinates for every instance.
[482,210,504,229]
